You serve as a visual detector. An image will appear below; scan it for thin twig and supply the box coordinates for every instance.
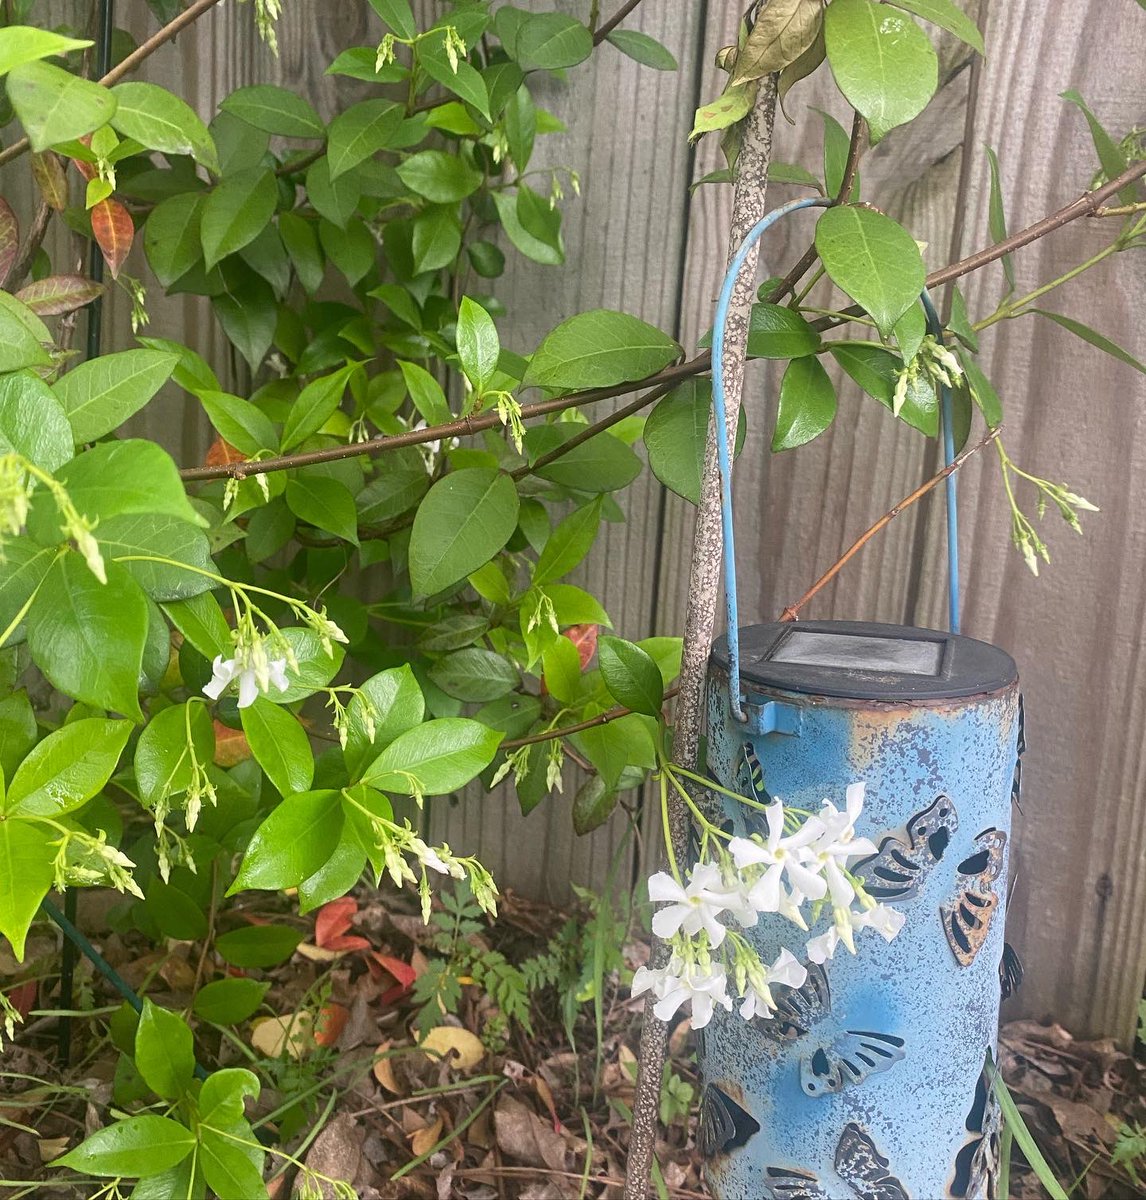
[7,201,52,290]
[592,0,646,43]
[502,686,680,751]
[778,426,1001,621]
[0,0,225,170]
[1090,201,1146,218]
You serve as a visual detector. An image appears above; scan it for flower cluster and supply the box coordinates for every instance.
[639,782,904,1030]
[51,829,143,899]
[892,334,963,418]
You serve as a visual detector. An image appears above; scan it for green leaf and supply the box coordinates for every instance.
[419,45,490,119]
[215,924,303,968]
[456,296,500,394]
[27,557,148,721]
[6,717,131,816]
[643,379,745,505]
[281,363,359,452]
[598,636,664,717]
[0,541,53,646]
[731,0,823,85]
[534,498,601,587]
[429,649,519,702]
[110,82,218,171]
[524,309,680,391]
[279,212,324,293]
[134,701,214,809]
[318,215,375,286]
[327,99,404,179]
[201,169,278,270]
[0,821,54,960]
[544,583,610,627]
[144,193,205,287]
[690,81,756,142]
[0,692,37,783]
[984,146,1014,291]
[824,0,938,141]
[369,0,417,37]
[197,1068,260,1127]
[958,350,1002,427]
[99,514,214,601]
[221,84,324,138]
[605,29,677,70]
[412,204,461,274]
[828,342,937,435]
[240,699,315,798]
[491,187,563,265]
[344,665,424,779]
[356,449,429,524]
[526,425,642,493]
[199,390,278,456]
[360,718,502,795]
[0,291,52,373]
[542,635,582,705]
[886,0,984,54]
[198,1124,266,1200]
[7,60,117,151]
[192,978,269,1025]
[135,1000,195,1100]
[772,354,837,450]
[409,468,519,596]
[814,206,925,336]
[213,272,277,370]
[0,370,72,471]
[53,348,178,443]
[948,285,978,352]
[0,27,92,76]
[1062,90,1136,206]
[571,712,656,788]
[306,155,361,227]
[398,360,452,425]
[48,439,204,526]
[572,774,616,835]
[286,475,360,544]
[231,790,343,892]
[893,301,927,364]
[163,592,230,659]
[1030,308,1146,377]
[746,303,822,358]
[57,1115,195,1178]
[271,628,345,704]
[513,13,593,70]
[397,148,483,203]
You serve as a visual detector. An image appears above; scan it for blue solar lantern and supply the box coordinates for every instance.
[692,200,1025,1198]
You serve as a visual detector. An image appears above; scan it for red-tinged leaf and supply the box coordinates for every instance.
[326,933,371,952]
[314,1002,349,1047]
[30,153,68,211]
[205,437,247,467]
[370,952,416,990]
[70,156,97,182]
[213,720,251,767]
[15,274,104,316]
[565,624,598,671]
[0,199,18,287]
[91,197,133,278]
[6,980,37,1021]
[314,896,357,948]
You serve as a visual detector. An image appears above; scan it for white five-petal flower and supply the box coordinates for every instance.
[632,953,733,1030]
[728,801,829,912]
[648,863,741,948]
[739,947,808,1020]
[203,651,290,708]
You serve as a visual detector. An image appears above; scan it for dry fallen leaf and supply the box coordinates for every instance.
[295,942,344,963]
[251,1012,315,1059]
[37,1136,70,1163]
[314,1002,349,1048]
[419,1025,485,1071]
[409,1114,444,1157]
[494,1095,567,1173]
[372,1041,403,1094]
[300,1113,363,1199]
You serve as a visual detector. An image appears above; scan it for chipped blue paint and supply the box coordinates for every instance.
[699,651,1020,1200]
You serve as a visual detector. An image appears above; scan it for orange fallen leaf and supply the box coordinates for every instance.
[409,1114,443,1157]
[372,1041,403,1094]
[314,1002,348,1048]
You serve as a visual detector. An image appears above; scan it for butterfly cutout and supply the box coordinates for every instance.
[855,798,1007,968]
[999,941,1024,1000]
[696,1083,760,1158]
[951,1069,1001,1198]
[757,963,905,1098]
[764,1124,907,1200]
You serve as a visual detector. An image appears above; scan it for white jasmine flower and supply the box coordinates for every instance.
[728,802,828,911]
[633,953,733,1030]
[738,948,808,1020]
[856,903,906,942]
[806,925,842,965]
[203,641,291,708]
[648,863,739,948]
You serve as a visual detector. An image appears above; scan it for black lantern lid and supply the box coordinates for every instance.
[709,620,1017,701]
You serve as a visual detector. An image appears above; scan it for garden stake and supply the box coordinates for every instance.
[623,75,781,1200]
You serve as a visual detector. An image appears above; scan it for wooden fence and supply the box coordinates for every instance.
[10,0,1145,1044]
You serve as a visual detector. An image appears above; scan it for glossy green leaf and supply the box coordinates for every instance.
[513,12,592,70]
[54,349,178,443]
[824,0,937,141]
[5,717,131,816]
[572,774,616,835]
[598,636,664,717]
[360,718,502,795]
[524,309,680,391]
[1062,89,1136,206]
[198,1124,266,1200]
[306,155,361,227]
[526,425,642,493]
[0,291,52,373]
[110,82,218,171]
[144,193,205,287]
[958,351,1002,427]
[162,592,230,659]
[199,390,277,456]
[271,628,345,704]
[27,557,148,721]
[200,169,278,270]
[828,342,938,435]
[605,29,677,70]
[985,146,1014,291]
[344,665,425,779]
[0,27,92,76]
[327,99,404,179]
[429,649,519,702]
[99,514,214,601]
[369,0,417,37]
[0,541,54,646]
[419,44,490,118]
[0,820,54,960]
[8,60,117,151]
[221,84,324,138]
[286,474,360,544]
[231,789,342,892]
[397,148,483,203]
[411,204,461,273]
[772,355,837,450]
[279,212,324,293]
[815,206,925,336]
[398,360,452,425]
[192,978,269,1025]
[542,635,582,705]
[57,1115,195,1178]
[1030,308,1146,377]
[887,0,984,54]
[0,370,72,471]
[240,698,315,798]
[215,924,304,968]
[135,1000,195,1100]
[746,303,822,358]
[643,379,745,505]
[134,701,214,809]
[197,1068,260,1127]
[491,187,563,265]
[533,499,601,586]
[456,296,500,394]
[409,468,519,596]
[0,692,37,784]
[281,363,359,452]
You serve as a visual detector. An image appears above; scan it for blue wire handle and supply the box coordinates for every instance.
[711,198,961,722]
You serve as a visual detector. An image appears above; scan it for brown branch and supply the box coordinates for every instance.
[778,425,1000,622]
[275,146,325,178]
[7,201,52,290]
[592,0,646,43]
[0,0,225,170]
[179,356,706,481]
[502,685,680,751]
[1090,201,1146,218]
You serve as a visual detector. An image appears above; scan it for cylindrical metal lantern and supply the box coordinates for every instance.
[697,619,1022,1200]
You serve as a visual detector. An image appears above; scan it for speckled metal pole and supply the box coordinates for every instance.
[697,622,1022,1200]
